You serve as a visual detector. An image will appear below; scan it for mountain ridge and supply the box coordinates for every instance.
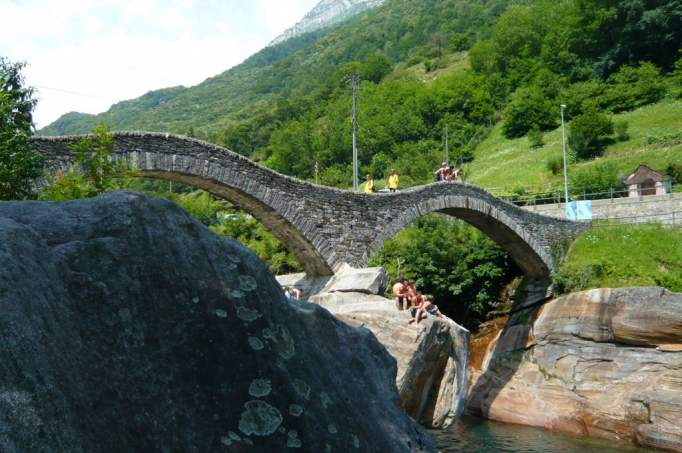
[270,0,385,46]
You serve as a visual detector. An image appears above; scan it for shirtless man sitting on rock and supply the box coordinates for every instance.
[408,291,425,324]
[392,278,410,311]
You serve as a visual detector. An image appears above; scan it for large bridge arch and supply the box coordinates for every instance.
[32,132,588,282]
[363,184,571,278]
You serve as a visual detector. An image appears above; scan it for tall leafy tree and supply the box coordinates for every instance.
[0,57,44,200]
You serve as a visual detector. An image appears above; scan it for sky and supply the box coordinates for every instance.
[1,0,320,128]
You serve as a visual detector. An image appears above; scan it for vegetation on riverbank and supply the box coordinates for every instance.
[553,224,682,294]
[369,214,519,329]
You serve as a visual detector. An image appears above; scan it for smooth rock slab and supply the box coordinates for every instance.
[468,288,682,452]
[0,192,435,453]
[320,263,389,295]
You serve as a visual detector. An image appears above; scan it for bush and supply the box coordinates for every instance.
[602,63,666,112]
[666,163,682,185]
[569,162,621,196]
[614,120,630,141]
[568,110,614,160]
[502,85,558,138]
[559,80,607,117]
[546,155,563,176]
[528,126,544,148]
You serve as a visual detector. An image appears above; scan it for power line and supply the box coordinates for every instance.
[33,85,105,100]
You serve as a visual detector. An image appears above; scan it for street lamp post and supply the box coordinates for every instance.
[561,104,569,206]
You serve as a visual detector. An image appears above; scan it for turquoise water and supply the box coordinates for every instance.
[432,416,654,452]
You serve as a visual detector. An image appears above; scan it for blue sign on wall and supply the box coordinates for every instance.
[566,200,593,220]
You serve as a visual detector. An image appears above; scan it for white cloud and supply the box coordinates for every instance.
[0,0,319,128]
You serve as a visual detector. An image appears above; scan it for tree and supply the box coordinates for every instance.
[502,85,558,138]
[568,110,614,160]
[0,57,44,200]
[40,123,135,200]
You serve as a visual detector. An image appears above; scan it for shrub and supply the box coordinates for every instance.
[568,110,614,160]
[602,62,666,112]
[666,163,682,185]
[569,161,621,196]
[559,80,607,117]
[528,126,544,148]
[546,155,563,176]
[502,85,558,138]
[614,120,630,141]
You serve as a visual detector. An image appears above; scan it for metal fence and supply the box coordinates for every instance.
[487,185,681,207]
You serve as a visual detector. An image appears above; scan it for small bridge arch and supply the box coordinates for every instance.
[32,132,588,282]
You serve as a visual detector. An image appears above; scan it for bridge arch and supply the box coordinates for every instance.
[364,184,561,278]
[32,132,337,276]
[32,132,588,281]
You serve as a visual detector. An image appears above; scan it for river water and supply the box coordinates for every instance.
[432,416,653,452]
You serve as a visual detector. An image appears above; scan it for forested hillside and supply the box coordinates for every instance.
[42,0,681,194]
[40,0,511,138]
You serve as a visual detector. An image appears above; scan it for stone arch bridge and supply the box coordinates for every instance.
[33,132,588,285]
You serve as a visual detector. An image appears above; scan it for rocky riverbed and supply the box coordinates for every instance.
[0,192,434,452]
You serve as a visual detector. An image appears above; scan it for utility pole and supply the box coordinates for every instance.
[560,104,569,205]
[351,74,360,192]
[315,161,319,185]
[444,124,450,166]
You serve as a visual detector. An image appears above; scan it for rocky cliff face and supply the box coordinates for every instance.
[468,288,682,452]
[305,266,470,429]
[0,192,434,452]
[270,0,385,46]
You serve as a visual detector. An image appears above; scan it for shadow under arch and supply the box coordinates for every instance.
[137,170,333,276]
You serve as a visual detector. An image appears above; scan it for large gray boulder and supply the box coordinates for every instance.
[0,192,435,453]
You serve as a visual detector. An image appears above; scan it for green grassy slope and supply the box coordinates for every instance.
[554,224,682,293]
[468,98,682,193]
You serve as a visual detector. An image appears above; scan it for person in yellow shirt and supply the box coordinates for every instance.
[387,169,399,192]
[364,174,375,193]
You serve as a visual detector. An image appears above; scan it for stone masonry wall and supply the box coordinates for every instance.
[522,193,682,224]
[32,133,587,277]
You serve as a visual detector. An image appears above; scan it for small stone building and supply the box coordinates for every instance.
[624,165,669,197]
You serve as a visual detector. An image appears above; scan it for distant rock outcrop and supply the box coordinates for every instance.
[468,288,682,452]
[0,192,434,452]
[270,0,385,46]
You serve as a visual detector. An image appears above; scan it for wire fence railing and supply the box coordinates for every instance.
[490,184,681,207]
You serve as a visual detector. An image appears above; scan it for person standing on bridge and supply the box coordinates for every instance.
[387,169,400,192]
[434,162,449,182]
[364,174,375,193]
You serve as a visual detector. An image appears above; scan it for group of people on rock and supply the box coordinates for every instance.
[434,162,461,182]
[392,279,446,324]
